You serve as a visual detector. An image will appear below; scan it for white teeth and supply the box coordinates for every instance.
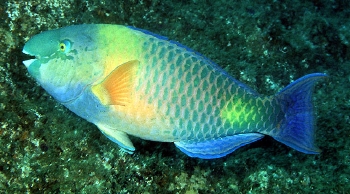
[22,49,37,68]
[22,49,30,55]
[23,59,36,68]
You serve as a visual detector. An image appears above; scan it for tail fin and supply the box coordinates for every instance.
[272,73,327,154]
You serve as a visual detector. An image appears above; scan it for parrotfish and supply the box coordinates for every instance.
[22,24,326,159]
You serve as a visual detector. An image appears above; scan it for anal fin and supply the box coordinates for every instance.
[174,133,264,159]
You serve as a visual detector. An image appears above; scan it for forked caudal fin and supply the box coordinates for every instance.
[271,73,327,154]
[174,73,327,159]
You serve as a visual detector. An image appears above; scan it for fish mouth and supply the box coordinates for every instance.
[22,49,38,68]
[23,58,37,68]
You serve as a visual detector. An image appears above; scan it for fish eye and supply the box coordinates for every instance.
[59,39,71,53]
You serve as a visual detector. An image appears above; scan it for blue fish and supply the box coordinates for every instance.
[22,24,327,159]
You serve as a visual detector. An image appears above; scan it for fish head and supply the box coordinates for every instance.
[22,25,104,103]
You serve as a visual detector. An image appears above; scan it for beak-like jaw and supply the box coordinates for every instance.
[22,46,44,78]
[23,59,37,68]
[22,28,60,69]
[22,48,37,68]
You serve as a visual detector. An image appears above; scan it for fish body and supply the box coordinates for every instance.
[23,24,326,159]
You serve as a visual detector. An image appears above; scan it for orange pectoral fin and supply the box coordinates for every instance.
[91,60,139,106]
